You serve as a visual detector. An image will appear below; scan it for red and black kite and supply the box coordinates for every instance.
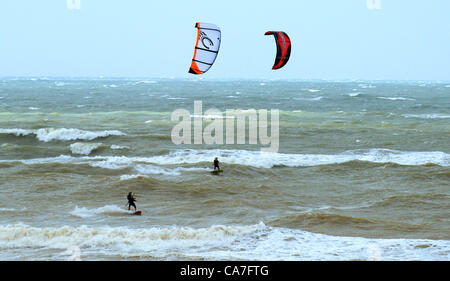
[265,31,291,70]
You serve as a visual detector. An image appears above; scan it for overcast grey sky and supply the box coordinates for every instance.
[1,0,449,80]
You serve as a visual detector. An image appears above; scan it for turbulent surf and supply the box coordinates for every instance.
[0,78,449,260]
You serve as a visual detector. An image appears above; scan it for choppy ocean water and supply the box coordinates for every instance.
[0,78,449,260]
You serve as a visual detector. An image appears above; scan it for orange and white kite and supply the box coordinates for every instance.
[188,22,221,75]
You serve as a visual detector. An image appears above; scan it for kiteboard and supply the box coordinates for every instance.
[132,210,142,216]
[211,169,223,175]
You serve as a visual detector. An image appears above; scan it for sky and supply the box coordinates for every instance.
[0,0,449,80]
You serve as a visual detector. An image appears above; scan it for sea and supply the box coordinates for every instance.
[0,78,449,260]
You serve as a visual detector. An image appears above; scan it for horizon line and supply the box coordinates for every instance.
[1,76,450,83]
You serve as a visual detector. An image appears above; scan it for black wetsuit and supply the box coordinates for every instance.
[127,194,136,210]
[214,159,220,170]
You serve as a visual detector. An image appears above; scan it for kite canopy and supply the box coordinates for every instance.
[265,31,291,70]
[189,22,221,75]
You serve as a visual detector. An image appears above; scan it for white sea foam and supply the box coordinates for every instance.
[70,205,130,218]
[0,128,125,142]
[0,223,448,260]
[122,165,209,177]
[3,149,449,169]
[70,142,102,155]
[135,164,180,176]
[295,96,324,101]
[359,84,376,89]
[88,156,134,169]
[174,167,211,172]
[377,97,416,101]
[0,128,34,136]
[36,128,125,142]
[134,149,450,168]
[307,89,321,93]
[110,145,130,150]
[120,174,148,181]
[103,84,118,88]
[402,114,450,119]
[11,155,76,166]
[347,92,362,97]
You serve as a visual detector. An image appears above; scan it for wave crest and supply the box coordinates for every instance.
[70,142,103,155]
[0,128,125,142]
[2,149,449,169]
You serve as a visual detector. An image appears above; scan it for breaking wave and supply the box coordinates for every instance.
[70,142,103,155]
[70,205,131,218]
[2,149,449,169]
[0,222,448,260]
[0,128,125,142]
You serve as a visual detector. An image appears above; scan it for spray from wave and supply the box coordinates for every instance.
[70,205,130,218]
[2,149,449,169]
[70,142,103,155]
[0,128,125,142]
[0,222,448,261]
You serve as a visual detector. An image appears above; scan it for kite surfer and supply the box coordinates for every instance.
[213,157,221,171]
[127,192,137,212]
